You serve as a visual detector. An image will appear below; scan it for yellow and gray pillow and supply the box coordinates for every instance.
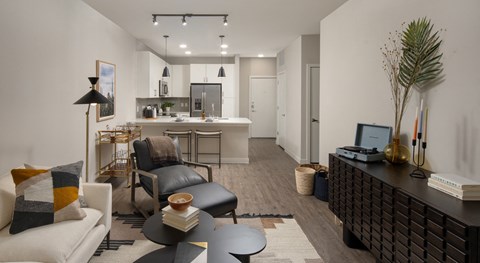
[9,161,86,234]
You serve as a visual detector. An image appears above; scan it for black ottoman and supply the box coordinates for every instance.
[174,182,238,223]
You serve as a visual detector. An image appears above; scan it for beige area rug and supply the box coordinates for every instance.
[89,214,323,263]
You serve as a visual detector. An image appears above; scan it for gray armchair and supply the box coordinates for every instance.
[130,139,237,223]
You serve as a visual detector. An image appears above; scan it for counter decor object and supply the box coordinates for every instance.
[381,17,443,165]
[410,106,428,178]
[161,101,174,115]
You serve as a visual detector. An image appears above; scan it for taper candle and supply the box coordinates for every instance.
[424,108,429,143]
[418,99,424,134]
[413,107,418,140]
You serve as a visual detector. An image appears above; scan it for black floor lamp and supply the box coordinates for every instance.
[74,77,110,182]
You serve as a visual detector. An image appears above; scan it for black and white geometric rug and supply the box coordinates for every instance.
[89,213,323,263]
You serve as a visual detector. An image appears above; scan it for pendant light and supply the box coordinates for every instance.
[162,35,170,77]
[218,35,226,78]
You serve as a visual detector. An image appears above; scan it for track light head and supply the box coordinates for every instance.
[223,16,228,26]
[182,16,187,26]
[153,16,158,26]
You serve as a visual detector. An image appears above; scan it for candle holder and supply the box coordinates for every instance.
[410,132,427,178]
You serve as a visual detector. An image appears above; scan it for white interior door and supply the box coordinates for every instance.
[277,72,286,147]
[250,77,277,138]
[310,66,320,163]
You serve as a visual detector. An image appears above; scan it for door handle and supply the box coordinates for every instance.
[312,118,319,123]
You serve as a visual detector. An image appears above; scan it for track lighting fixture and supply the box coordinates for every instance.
[218,35,226,78]
[162,35,170,77]
[152,13,229,27]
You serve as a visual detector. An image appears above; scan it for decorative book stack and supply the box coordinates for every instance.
[162,205,200,232]
[428,173,480,201]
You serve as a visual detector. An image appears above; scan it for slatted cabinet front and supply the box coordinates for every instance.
[329,155,396,262]
[395,190,477,263]
[328,154,480,263]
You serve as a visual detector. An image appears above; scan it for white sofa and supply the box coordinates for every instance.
[0,173,112,263]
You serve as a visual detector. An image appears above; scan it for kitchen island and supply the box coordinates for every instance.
[133,117,252,164]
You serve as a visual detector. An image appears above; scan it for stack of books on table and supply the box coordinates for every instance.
[428,173,480,201]
[162,205,200,232]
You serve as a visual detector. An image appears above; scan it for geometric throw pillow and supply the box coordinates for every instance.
[9,161,86,234]
[24,162,88,208]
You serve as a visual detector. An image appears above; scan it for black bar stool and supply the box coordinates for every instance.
[163,129,192,161]
[194,130,222,168]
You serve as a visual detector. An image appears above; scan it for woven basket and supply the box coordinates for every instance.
[295,167,316,195]
[299,164,329,175]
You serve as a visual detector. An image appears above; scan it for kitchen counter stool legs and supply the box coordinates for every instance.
[163,129,192,161]
[195,130,222,168]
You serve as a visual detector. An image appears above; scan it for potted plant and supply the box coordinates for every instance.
[161,102,175,114]
[381,17,443,164]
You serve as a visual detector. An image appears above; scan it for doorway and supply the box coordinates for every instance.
[307,65,320,163]
[249,76,277,138]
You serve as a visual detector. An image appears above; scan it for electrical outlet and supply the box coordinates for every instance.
[136,106,139,112]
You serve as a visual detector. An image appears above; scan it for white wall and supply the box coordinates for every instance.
[320,0,480,179]
[0,0,137,181]
[278,37,302,161]
[301,35,320,162]
[239,58,277,118]
[277,35,320,163]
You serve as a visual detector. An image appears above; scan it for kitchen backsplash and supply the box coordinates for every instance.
[136,97,190,118]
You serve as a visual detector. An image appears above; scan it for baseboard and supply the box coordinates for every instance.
[284,149,302,163]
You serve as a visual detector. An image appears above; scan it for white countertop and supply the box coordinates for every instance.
[134,117,252,126]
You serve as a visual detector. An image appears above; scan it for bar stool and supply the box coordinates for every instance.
[163,129,192,161]
[195,130,222,168]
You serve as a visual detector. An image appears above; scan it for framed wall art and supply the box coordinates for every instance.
[96,60,116,122]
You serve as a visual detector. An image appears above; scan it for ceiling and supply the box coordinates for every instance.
[82,0,347,58]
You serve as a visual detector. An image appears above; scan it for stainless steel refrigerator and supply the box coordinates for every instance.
[190,83,222,117]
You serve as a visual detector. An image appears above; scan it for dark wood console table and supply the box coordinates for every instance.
[328,154,480,263]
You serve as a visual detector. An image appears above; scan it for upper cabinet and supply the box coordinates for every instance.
[190,64,234,96]
[190,63,235,117]
[136,51,169,98]
[170,65,190,97]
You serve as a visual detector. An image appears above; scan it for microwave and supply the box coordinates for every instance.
[159,80,169,96]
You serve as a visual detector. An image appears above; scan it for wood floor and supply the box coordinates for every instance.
[110,138,375,263]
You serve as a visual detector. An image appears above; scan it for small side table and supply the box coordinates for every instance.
[136,210,266,263]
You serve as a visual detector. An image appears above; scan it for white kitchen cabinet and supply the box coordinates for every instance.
[171,65,190,97]
[190,64,234,96]
[190,64,207,83]
[222,97,235,117]
[219,64,234,97]
[189,63,236,117]
[136,51,168,98]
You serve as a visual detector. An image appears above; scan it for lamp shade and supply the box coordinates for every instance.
[74,88,110,105]
[218,66,226,77]
[162,66,170,77]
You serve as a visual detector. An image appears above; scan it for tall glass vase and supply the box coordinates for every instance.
[384,136,410,165]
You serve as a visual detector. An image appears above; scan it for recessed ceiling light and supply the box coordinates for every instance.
[258,54,264,58]
[179,44,187,49]
[185,51,192,55]
[221,44,228,49]
[221,51,227,55]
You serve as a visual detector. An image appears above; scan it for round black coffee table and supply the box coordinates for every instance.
[135,211,266,263]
